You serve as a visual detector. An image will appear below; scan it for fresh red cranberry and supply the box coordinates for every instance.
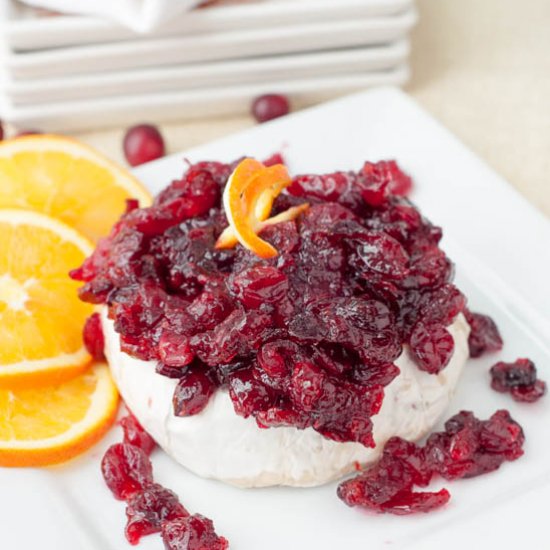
[490,358,546,403]
[161,515,228,550]
[251,94,290,123]
[125,483,188,545]
[16,129,42,137]
[173,367,217,416]
[409,322,454,374]
[464,310,503,357]
[101,443,154,500]
[120,414,156,455]
[0,122,3,141]
[83,312,105,360]
[123,123,165,167]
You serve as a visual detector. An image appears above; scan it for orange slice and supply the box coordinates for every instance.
[0,362,119,467]
[0,135,152,242]
[0,209,95,388]
[215,158,308,258]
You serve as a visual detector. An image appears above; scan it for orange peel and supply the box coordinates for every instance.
[215,158,308,258]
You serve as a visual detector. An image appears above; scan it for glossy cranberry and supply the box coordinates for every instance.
[162,515,228,550]
[74,158,466,446]
[425,410,524,479]
[229,266,288,309]
[510,381,547,403]
[173,367,217,416]
[338,410,524,515]
[123,123,165,167]
[125,483,188,545]
[82,312,105,360]
[158,333,194,368]
[228,368,275,417]
[101,443,154,500]
[409,322,454,374]
[337,436,449,515]
[490,358,546,403]
[347,229,410,280]
[464,310,503,357]
[251,94,290,123]
[120,414,156,455]
[359,160,413,205]
[101,427,225,547]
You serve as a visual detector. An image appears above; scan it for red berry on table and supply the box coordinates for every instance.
[16,129,42,137]
[123,124,165,167]
[251,94,290,123]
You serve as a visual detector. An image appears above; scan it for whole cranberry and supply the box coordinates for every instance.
[123,124,165,167]
[16,129,42,137]
[251,94,290,123]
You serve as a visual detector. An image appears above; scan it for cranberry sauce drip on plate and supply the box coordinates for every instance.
[72,158,466,447]
[338,409,525,514]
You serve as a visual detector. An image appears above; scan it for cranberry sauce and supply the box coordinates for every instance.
[102,415,228,547]
[490,358,546,403]
[72,159,466,447]
[338,409,525,514]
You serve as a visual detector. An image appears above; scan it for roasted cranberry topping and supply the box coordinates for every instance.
[251,94,290,123]
[464,309,503,357]
[162,515,229,550]
[73,158,466,446]
[83,312,106,360]
[490,358,547,403]
[125,483,188,545]
[409,322,454,374]
[102,416,227,546]
[120,413,157,455]
[338,410,524,514]
[123,124,165,167]
[101,443,153,500]
[173,366,217,416]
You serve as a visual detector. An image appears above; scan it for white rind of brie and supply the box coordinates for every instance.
[103,311,470,488]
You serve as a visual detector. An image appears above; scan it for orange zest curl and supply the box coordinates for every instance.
[215,158,309,258]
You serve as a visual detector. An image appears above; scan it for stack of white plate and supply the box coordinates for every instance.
[0,0,416,131]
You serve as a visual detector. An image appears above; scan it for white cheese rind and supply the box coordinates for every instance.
[103,312,469,488]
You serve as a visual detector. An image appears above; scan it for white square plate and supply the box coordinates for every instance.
[0,66,410,132]
[4,42,409,106]
[1,0,412,51]
[0,11,416,80]
[1,88,549,550]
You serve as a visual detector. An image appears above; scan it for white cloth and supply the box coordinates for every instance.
[20,0,202,32]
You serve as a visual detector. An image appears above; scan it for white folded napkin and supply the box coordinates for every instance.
[20,0,203,32]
